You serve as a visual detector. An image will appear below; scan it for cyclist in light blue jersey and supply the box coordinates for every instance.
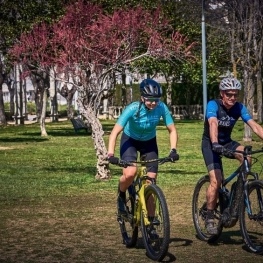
[202,77,263,235]
[107,79,179,215]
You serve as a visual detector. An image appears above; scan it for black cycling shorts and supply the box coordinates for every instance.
[201,139,240,172]
[120,133,158,173]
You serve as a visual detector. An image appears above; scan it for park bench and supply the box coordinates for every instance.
[70,118,91,134]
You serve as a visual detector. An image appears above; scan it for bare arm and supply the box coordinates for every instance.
[166,123,178,150]
[107,123,123,155]
[247,119,263,140]
[208,117,219,143]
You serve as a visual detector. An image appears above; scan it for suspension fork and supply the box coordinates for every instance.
[136,184,151,226]
[245,168,263,212]
[256,186,263,213]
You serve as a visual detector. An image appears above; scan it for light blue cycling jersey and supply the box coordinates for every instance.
[117,101,174,141]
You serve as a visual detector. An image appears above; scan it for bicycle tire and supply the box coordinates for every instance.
[239,180,263,254]
[192,175,223,243]
[140,184,170,261]
[118,185,138,248]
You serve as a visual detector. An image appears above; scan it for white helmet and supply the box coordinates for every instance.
[219,77,241,90]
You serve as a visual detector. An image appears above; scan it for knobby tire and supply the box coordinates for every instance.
[141,184,170,261]
[192,175,223,243]
[239,180,263,254]
[118,185,138,248]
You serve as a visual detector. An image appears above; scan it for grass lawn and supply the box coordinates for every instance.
[0,119,263,262]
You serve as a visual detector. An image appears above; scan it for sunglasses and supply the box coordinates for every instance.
[224,92,238,98]
[144,97,160,103]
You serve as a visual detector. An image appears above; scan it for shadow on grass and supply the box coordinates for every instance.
[0,137,49,143]
[134,236,191,262]
[158,168,204,176]
[203,230,245,247]
[43,166,97,175]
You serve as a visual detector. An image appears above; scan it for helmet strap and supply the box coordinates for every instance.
[135,101,143,118]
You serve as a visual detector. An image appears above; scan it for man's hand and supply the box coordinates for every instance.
[169,148,179,162]
[212,142,224,154]
[107,154,119,165]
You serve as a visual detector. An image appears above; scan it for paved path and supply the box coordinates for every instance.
[7,115,68,125]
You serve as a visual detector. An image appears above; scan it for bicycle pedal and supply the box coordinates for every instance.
[149,217,160,226]
[117,215,124,224]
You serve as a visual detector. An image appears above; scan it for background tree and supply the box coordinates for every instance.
[0,0,69,125]
[220,0,263,140]
[9,1,195,179]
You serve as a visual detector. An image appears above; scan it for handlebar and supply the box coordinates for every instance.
[222,145,263,156]
[117,157,175,168]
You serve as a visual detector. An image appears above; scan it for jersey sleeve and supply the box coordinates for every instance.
[206,100,218,119]
[116,102,138,127]
[239,103,252,123]
[161,103,174,126]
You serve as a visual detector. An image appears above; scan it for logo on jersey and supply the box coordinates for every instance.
[218,116,235,127]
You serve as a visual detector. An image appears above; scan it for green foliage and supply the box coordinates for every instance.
[0,0,69,53]
[0,119,262,199]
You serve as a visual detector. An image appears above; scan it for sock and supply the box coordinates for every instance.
[119,190,126,199]
[207,209,214,219]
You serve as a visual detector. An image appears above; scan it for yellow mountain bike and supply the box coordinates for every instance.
[113,156,175,261]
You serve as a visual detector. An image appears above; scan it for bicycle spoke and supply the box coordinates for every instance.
[240,180,263,254]
[192,175,223,242]
[141,184,170,261]
[118,188,138,248]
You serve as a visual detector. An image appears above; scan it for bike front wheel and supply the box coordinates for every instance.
[118,185,138,248]
[140,184,170,262]
[239,180,263,254]
[192,175,223,243]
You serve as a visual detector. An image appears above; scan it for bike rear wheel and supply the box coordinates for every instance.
[239,180,263,254]
[118,185,138,247]
[192,175,223,243]
[140,184,170,262]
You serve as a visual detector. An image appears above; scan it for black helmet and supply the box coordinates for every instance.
[139,79,162,98]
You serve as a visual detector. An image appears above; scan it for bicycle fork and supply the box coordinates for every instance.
[243,174,263,220]
[135,185,151,226]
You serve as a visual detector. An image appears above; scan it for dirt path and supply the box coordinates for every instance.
[0,186,262,262]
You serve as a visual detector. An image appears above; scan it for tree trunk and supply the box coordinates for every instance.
[40,88,48,136]
[78,101,110,180]
[0,85,6,125]
[7,80,15,117]
[165,78,172,109]
[59,84,76,119]
[243,73,254,141]
[256,69,262,123]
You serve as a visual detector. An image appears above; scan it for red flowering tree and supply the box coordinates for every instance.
[9,1,194,179]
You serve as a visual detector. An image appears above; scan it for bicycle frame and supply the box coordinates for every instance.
[133,164,153,226]
[117,156,173,261]
[221,147,260,225]
[192,145,263,252]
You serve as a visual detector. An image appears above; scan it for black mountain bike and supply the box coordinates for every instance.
[192,145,263,254]
[113,156,174,261]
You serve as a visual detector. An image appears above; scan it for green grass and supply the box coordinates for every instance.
[0,119,263,262]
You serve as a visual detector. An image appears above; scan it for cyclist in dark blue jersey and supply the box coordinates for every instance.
[202,77,263,235]
[107,79,179,215]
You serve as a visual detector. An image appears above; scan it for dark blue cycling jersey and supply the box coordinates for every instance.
[203,99,252,144]
[117,101,174,141]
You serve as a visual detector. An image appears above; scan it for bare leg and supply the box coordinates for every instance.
[117,166,137,214]
[119,166,137,192]
[206,169,222,210]
[205,168,222,235]
[146,172,157,217]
